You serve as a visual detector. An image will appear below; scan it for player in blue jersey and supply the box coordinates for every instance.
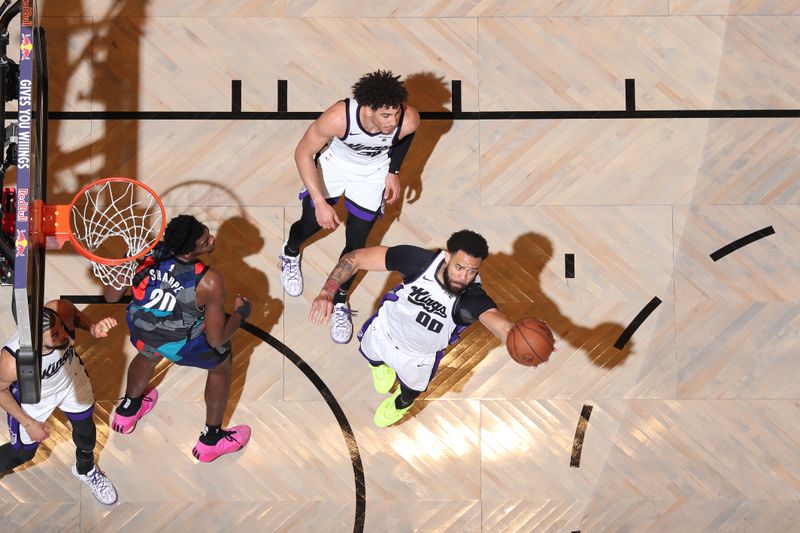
[104,215,252,462]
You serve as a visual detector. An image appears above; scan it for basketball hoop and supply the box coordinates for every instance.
[42,177,166,290]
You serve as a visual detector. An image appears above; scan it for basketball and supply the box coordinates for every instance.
[506,318,555,366]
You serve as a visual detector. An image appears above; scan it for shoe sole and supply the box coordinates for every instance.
[192,443,245,463]
[112,422,136,434]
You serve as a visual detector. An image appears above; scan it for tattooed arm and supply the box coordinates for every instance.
[309,246,390,325]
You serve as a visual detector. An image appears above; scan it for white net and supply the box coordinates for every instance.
[70,179,164,290]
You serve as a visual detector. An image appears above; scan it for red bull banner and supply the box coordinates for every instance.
[14,0,34,291]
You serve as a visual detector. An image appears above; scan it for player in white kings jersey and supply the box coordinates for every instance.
[0,300,118,504]
[280,70,420,345]
[309,230,516,427]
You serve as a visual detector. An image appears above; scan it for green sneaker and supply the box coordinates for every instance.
[371,364,396,394]
[373,388,412,427]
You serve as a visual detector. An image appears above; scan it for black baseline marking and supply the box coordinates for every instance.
[614,296,662,350]
[231,80,241,113]
[451,79,462,114]
[570,404,593,468]
[16,76,800,122]
[64,294,131,304]
[62,295,366,533]
[23,108,799,121]
[565,253,575,279]
[710,225,775,262]
[625,78,635,112]
[277,79,288,113]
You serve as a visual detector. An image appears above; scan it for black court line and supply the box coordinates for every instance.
[570,404,593,468]
[277,80,288,113]
[15,75,800,121]
[14,108,797,121]
[625,79,635,112]
[62,295,366,533]
[231,80,242,113]
[710,225,775,262]
[614,296,662,350]
[241,321,366,533]
[565,253,575,279]
[64,294,132,304]
[451,80,462,114]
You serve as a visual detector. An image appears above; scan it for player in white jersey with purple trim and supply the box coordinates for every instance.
[0,300,118,504]
[309,230,516,427]
[279,70,420,345]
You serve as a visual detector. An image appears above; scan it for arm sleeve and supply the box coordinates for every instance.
[388,133,415,174]
[385,245,438,281]
[454,285,498,326]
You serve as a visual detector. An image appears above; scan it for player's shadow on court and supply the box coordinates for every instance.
[393,232,634,422]
[209,216,282,424]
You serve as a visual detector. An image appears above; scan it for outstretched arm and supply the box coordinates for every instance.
[478,308,515,345]
[46,299,117,338]
[309,246,390,325]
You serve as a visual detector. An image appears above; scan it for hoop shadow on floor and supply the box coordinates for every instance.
[376,232,635,424]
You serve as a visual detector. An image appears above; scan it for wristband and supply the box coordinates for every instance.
[234,300,252,323]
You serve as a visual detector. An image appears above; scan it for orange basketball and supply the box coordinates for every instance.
[506,318,554,366]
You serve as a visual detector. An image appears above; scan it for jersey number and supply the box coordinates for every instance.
[142,288,177,312]
[415,311,443,333]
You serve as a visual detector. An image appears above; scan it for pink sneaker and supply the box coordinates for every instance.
[192,425,251,463]
[112,388,158,434]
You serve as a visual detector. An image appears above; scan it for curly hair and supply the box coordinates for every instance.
[352,70,408,110]
[163,214,206,255]
[447,230,489,260]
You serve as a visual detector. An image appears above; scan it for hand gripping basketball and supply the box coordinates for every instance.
[506,318,555,366]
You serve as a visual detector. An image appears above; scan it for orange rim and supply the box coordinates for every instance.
[67,177,166,266]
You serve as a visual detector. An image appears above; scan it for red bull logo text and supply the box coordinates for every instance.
[20,34,32,61]
[21,0,32,27]
[15,230,28,257]
[16,188,28,222]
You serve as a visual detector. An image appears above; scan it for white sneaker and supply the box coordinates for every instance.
[331,303,355,344]
[72,464,118,505]
[278,245,303,297]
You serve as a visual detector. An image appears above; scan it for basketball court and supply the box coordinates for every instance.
[0,0,798,531]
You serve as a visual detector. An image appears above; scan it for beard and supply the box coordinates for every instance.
[442,268,467,296]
